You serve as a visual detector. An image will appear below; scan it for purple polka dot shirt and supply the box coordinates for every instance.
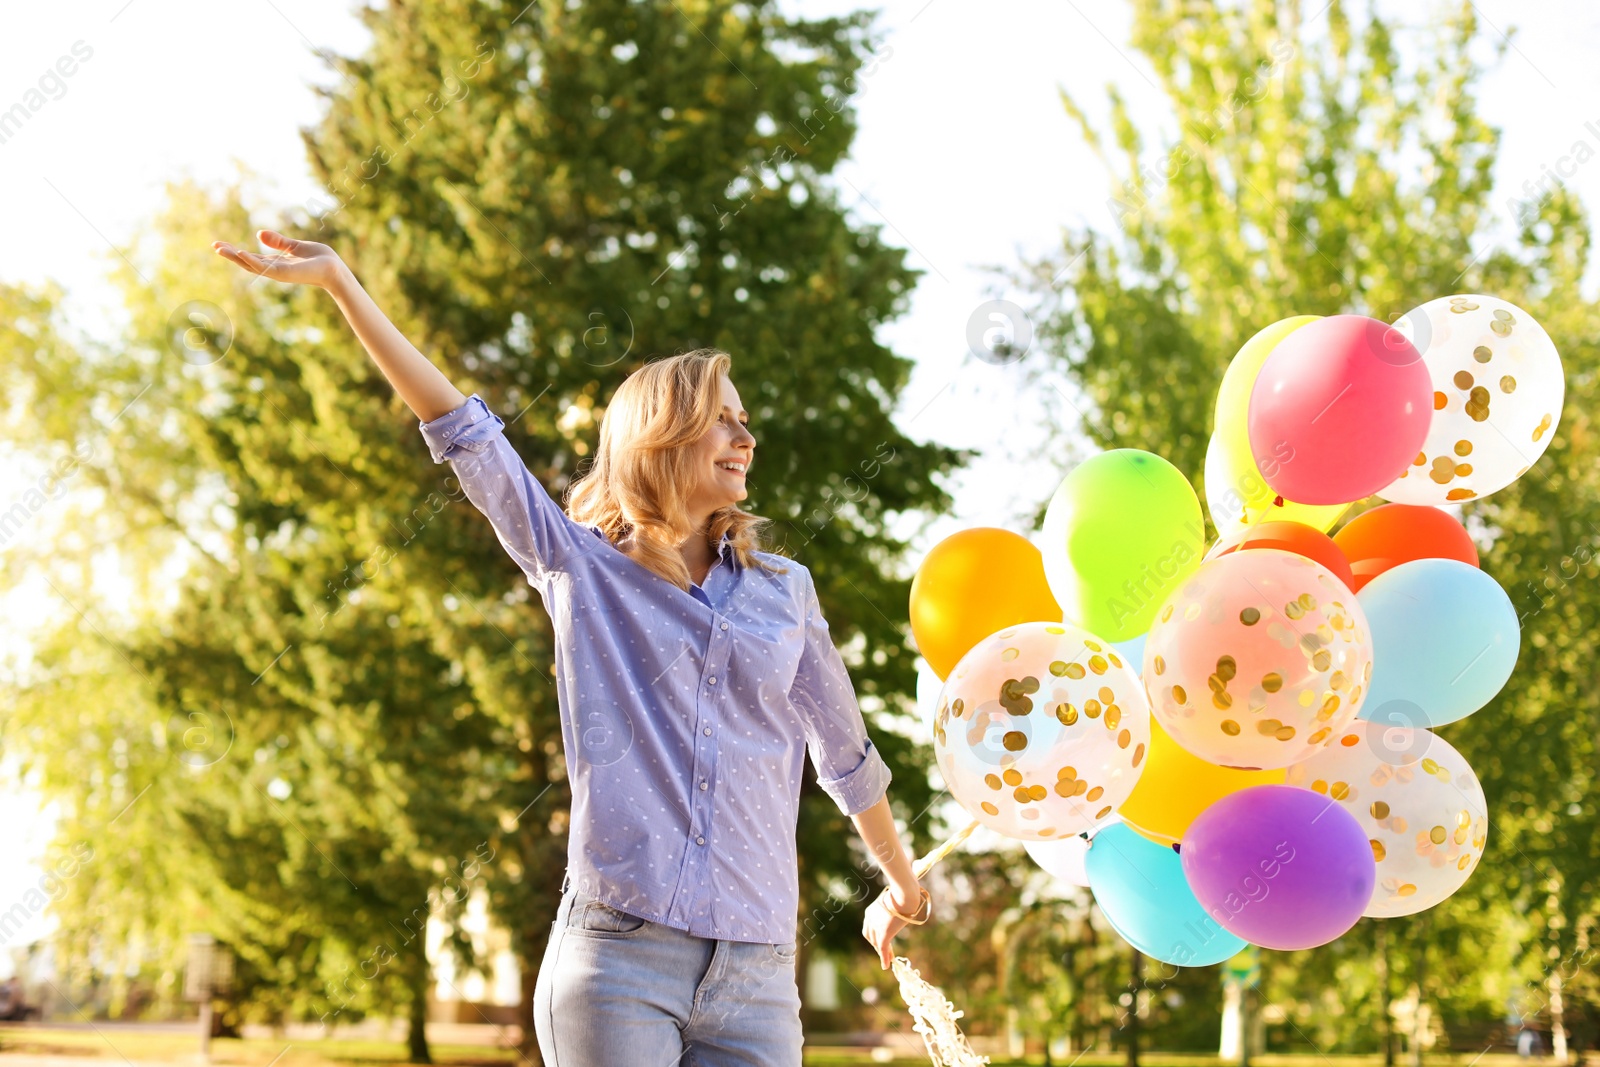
[420,394,892,943]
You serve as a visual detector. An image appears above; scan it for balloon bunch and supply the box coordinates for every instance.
[910,296,1562,967]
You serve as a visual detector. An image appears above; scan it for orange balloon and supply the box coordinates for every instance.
[910,528,1063,679]
[1332,503,1481,592]
[1118,718,1287,848]
[1205,520,1356,592]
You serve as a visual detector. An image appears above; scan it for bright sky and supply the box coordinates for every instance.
[1,0,1597,953]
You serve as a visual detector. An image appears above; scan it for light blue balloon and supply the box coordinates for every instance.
[1112,632,1147,678]
[1084,823,1247,967]
[1355,558,1519,729]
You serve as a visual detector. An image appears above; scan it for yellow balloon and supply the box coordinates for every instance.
[1208,316,1351,536]
[1118,718,1286,847]
[1205,432,1351,536]
[910,528,1063,680]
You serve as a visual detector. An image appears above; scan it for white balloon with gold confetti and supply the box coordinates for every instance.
[1283,718,1488,918]
[1143,549,1373,771]
[932,620,1150,841]
[1378,294,1564,505]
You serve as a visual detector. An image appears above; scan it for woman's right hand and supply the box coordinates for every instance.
[212,229,345,291]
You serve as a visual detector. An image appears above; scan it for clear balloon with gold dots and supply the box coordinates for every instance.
[933,620,1151,841]
[1143,548,1374,771]
[1284,718,1488,917]
[1379,294,1564,505]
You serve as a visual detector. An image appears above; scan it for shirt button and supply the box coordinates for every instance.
[699,781,708,791]
[720,622,728,630]
[696,836,706,845]
[703,727,712,736]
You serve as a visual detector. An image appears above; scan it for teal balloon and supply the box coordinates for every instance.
[1085,823,1247,966]
[1356,558,1519,729]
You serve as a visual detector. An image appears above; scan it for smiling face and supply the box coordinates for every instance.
[685,372,756,522]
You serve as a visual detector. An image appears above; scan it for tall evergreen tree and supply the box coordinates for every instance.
[0,0,964,1061]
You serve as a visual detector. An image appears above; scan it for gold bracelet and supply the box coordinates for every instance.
[881,886,931,925]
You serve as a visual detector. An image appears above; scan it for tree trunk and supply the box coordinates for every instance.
[1064,942,1080,1056]
[1241,983,1252,1067]
[1547,880,1570,1064]
[1220,978,1242,1062]
[1411,913,1427,1067]
[1127,948,1142,1067]
[1549,959,1569,1063]
[406,942,433,1065]
[1572,915,1595,1064]
[1376,921,1394,1067]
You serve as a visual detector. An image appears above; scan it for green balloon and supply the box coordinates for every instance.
[1041,449,1205,642]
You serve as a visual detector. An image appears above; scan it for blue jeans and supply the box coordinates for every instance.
[532,882,803,1066]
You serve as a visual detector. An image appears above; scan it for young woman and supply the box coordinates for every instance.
[213,230,934,1065]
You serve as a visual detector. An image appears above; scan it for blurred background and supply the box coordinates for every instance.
[0,0,1597,1064]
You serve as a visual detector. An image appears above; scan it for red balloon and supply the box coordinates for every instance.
[1247,315,1432,505]
[1331,503,1481,592]
[1205,520,1355,592]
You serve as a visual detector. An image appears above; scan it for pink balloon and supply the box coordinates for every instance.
[1247,315,1432,505]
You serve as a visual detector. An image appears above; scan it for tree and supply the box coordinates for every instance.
[1015,0,1600,1049]
[0,187,502,1063]
[299,0,970,998]
[0,0,967,1061]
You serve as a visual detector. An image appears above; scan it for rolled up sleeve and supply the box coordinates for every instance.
[790,568,892,816]
[419,393,596,584]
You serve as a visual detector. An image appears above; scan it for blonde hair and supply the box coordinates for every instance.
[565,348,790,590]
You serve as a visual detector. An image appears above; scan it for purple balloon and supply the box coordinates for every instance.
[1180,784,1375,951]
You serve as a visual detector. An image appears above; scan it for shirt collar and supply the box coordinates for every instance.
[587,524,734,567]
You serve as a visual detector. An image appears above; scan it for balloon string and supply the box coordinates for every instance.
[891,818,990,1066]
[911,817,981,881]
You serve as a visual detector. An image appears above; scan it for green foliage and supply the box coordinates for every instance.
[1032,0,1499,486]
[0,0,968,1060]
[1009,0,1600,1052]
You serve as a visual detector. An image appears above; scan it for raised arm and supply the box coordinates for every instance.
[211,229,466,422]
[213,229,594,586]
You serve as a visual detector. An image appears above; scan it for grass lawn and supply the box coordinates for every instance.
[0,1028,1570,1066]
[0,1027,515,1066]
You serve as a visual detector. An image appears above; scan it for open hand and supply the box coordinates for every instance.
[212,229,345,290]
